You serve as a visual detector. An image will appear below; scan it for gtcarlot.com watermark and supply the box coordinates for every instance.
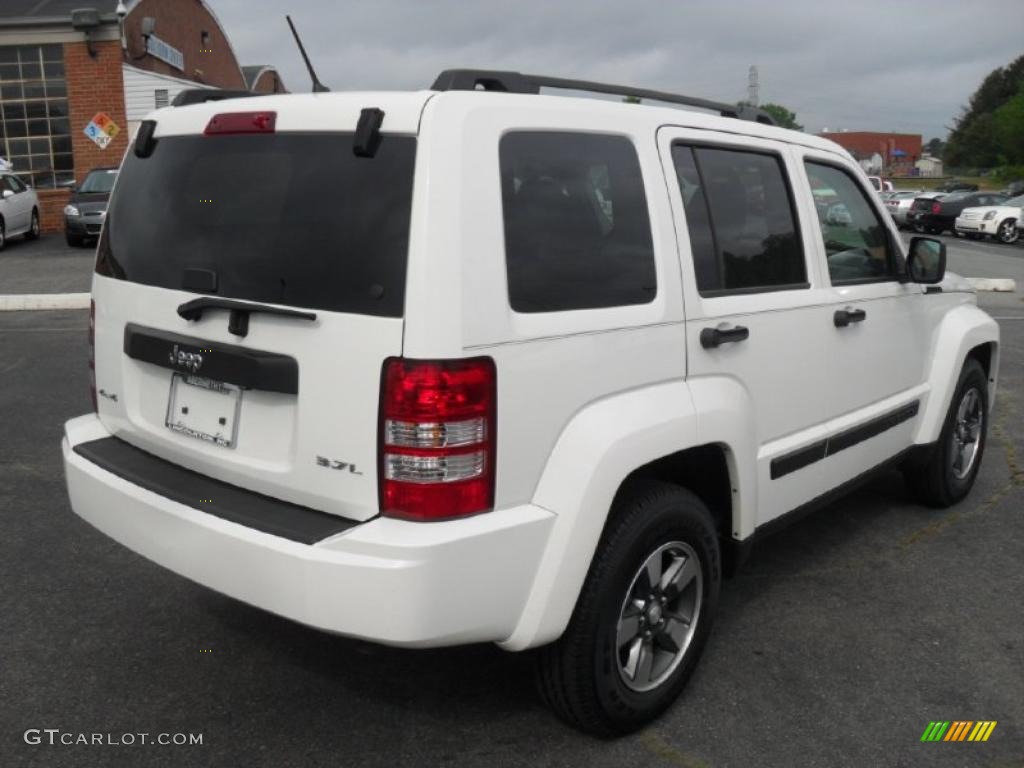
[24,729,203,747]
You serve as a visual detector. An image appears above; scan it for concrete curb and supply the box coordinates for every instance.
[966,278,1017,292]
[0,293,90,311]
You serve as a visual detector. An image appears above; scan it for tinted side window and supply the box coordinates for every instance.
[671,145,806,294]
[671,147,718,290]
[6,175,27,193]
[500,132,656,313]
[804,162,895,283]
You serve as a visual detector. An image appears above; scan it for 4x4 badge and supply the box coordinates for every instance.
[168,344,203,373]
[316,456,363,475]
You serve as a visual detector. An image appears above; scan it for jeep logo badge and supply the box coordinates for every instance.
[168,343,204,373]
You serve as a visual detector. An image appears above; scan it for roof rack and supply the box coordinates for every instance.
[430,69,776,126]
[171,89,257,107]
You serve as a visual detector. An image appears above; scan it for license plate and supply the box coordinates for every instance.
[165,374,242,448]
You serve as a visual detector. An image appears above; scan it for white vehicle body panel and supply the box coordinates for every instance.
[63,88,1000,651]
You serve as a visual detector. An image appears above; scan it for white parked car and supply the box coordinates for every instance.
[0,172,41,249]
[867,175,894,193]
[955,194,1024,244]
[62,71,1000,736]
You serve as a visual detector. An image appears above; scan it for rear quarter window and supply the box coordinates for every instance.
[499,131,657,313]
[97,132,416,317]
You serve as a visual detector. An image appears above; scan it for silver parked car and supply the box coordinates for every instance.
[883,190,925,229]
[0,172,41,249]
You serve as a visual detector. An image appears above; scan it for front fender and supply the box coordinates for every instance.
[913,303,999,445]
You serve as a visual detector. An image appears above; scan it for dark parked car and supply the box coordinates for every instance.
[1001,180,1024,197]
[935,179,979,193]
[907,191,1007,234]
[64,167,118,247]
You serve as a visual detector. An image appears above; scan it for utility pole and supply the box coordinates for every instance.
[747,65,759,107]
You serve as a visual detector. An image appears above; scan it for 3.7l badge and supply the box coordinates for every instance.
[316,456,363,475]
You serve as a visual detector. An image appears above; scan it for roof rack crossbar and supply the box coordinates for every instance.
[171,89,258,107]
[430,69,776,125]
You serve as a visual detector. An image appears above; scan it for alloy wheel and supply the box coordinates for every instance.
[615,541,703,693]
[998,220,1019,244]
[951,387,983,480]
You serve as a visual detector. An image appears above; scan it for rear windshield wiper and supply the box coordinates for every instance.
[177,297,316,338]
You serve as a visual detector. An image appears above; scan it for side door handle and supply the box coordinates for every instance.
[833,307,867,328]
[700,324,750,349]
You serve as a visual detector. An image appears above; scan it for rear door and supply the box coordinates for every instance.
[91,104,421,522]
[659,128,837,526]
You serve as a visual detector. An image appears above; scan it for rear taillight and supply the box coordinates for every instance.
[379,357,496,521]
[931,202,942,214]
[204,111,276,135]
[88,299,97,412]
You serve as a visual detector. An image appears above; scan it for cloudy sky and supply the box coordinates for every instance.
[212,0,1023,140]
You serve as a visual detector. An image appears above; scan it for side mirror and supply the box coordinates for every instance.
[907,236,946,284]
[1,189,13,199]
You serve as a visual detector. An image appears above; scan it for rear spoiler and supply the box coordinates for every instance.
[171,89,257,107]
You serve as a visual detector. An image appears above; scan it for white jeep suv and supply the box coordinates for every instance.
[62,70,999,736]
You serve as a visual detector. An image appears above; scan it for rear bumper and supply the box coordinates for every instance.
[908,212,952,230]
[62,414,555,647]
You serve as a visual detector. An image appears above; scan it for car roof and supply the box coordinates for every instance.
[146,89,853,162]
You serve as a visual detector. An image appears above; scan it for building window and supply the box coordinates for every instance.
[0,44,73,189]
[154,89,169,109]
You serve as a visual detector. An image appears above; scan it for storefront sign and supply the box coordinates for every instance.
[146,34,185,72]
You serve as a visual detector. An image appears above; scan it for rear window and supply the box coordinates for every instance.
[97,133,416,317]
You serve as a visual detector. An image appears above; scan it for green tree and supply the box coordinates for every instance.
[759,103,803,131]
[925,137,945,157]
[944,54,1024,167]
[991,86,1024,165]
[738,101,802,130]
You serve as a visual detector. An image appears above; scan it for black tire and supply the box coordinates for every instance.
[912,221,926,234]
[996,218,1019,244]
[26,208,40,240]
[0,218,6,251]
[65,232,85,248]
[904,359,988,507]
[535,481,720,736]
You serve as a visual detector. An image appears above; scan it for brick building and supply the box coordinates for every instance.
[0,0,286,231]
[817,131,923,177]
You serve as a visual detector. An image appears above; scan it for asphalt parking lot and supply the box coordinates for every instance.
[1,235,1022,767]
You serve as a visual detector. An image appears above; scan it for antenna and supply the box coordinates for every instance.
[747,65,759,107]
[285,15,329,93]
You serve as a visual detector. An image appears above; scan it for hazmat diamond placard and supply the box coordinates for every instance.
[84,112,120,149]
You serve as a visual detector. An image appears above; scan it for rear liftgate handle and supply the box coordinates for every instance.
[833,307,867,328]
[700,324,750,349]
